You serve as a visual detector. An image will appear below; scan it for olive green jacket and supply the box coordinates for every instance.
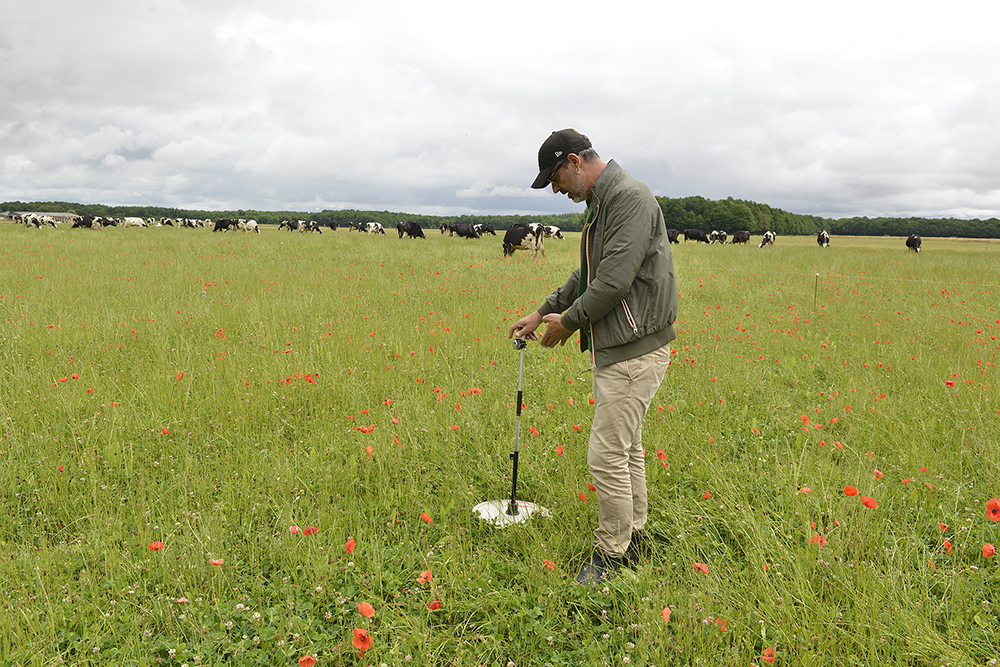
[537,160,678,367]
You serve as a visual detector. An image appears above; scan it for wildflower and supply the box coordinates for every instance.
[417,570,432,584]
[986,497,1000,522]
[861,496,878,509]
[357,601,375,618]
[302,526,318,536]
[289,525,300,534]
[176,372,183,381]
[762,647,776,664]
[587,483,597,492]
[148,541,164,551]
[714,618,727,632]
[843,486,858,497]
[939,523,948,531]
[799,487,811,494]
[579,492,587,502]
[661,607,671,623]
[299,656,317,667]
[428,599,442,610]
[944,540,952,555]
[543,559,555,571]
[555,445,564,456]
[692,562,708,575]
[945,380,956,388]
[572,423,582,431]
[873,469,884,479]
[161,428,170,435]
[420,511,433,524]
[352,627,372,652]
[345,538,356,554]
[210,558,224,566]
[703,492,711,499]
[984,543,996,558]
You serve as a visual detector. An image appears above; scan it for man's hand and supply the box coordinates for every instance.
[508,310,542,341]
[540,313,574,348]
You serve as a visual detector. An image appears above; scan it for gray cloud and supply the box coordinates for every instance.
[3,0,999,219]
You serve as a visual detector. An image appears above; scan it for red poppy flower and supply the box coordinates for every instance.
[703,492,711,499]
[148,541,164,551]
[661,607,671,623]
[799,487,811,494]
[587,483,597,492]
[176,372,183,381]
[984,543,996,558]
[543,559,555,570]
[945,380,955,388]
[693,562,708,574]
[302,526,318,536]
[589,397,595,404]
[428,599,442,610]
[657,449,666,460]
[714,618,727,632]
[572,423,582,431]
[555,445,564,456]
[289,525,300,534]
[417,569,432,584]
[210,558,224,565]
[944,539,952,555]
[352,627,372,652]
[71,373,80,380]
[843,486,858,497]
[345,537,356,554]
[161,428,170,435]
[579,492,587,502]
[298,656,317,667]
[986,497,1000,522]
[939,523,948,531]
[861,496,878,509]
[761,647,775,664]
[420,511,433,524]
[356,601,375,618]
[873,469,884,479]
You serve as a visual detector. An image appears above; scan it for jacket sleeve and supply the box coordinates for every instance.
[537,268,581,323]
[561,188,651,331]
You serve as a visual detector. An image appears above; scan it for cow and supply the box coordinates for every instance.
[348,221,367,232]
[213,219,239,232]
[365,222,386,235]
[731,230,751,244]
[906,234,921,252]
[474,223,497,236]
[327,221,338,231]
[683,228,710,243]
[543,225,565,240]
[665,228,680,244]
[710,230,728,244]
[299,220,322,233]
[238,219,260,233]
[278,220,300,231]
[397,220,426,239]
[759,230,776,247]
[122,217,148,228]
[503,224,545,258]
[449,223,480,239]
[817,230,830,248]
[72,215,114,229]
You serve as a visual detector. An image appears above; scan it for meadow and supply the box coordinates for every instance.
[0,225,998,667]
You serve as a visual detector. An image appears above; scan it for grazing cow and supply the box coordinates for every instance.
[213,219,239,232]
[906,234,921,252]
[122,217,147,228]
[731,230,750,244]
[327,221,338,231]
[365,222,386,235]
[759,230,776,247]
[299,220,322,233]
[397,220,426,238]
[665,228,680,244]
[72,215,114,229]
[158,217,176,227]
[348,221,367,232]
[684,228,710,243]
[474,223,497,236]
[543,225,565,240]
[710,230,728,244]
[817,230,830,248]
[238,219,260,233]
[278,220,300,231]
[449,223,480,239]
[502,224,545,258]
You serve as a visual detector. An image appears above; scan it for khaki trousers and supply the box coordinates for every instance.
[588,343,671,557]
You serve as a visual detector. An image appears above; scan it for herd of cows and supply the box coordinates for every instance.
[9,213,923,254]
[668,227,922,252]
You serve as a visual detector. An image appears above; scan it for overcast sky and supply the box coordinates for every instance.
[3,0,998,220]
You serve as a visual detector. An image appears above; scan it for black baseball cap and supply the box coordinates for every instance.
[531,129,592,189]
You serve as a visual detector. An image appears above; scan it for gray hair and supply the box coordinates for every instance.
[578,147,601,163]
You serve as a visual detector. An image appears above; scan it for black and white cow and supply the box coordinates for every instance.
[365,222,386,235]
[759,230,776,247]
[502,224,544,258]
[543,225,565,239]
[731,230,751,244]
[474,223,497,236]
[906,234,921,252]
[122,217,148,228]
[214,219,239,232]
[665,228,680,244]
[238,219,260,233]
[397,221,426,238]
[710,230,728,244]
[300,220,322,233]
[817,230,830,248]
[684,228,710,243]
[448,223,480,239]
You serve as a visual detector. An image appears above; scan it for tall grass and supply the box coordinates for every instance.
[0,226,998,666]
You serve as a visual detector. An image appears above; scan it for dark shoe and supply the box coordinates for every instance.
[576,550,626,586]
[625,529,651,565]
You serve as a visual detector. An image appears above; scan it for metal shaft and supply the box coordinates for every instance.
[507,340,526,516]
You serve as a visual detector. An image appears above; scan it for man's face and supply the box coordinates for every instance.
[550,157,589,203]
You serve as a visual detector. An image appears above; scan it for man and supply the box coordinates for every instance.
[508,129,678,584]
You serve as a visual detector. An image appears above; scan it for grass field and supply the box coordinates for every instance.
[1,225,998,666]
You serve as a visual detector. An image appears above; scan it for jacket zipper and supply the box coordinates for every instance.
[585,201,598,367]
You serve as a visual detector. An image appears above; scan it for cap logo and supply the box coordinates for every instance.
[555,151,563,157]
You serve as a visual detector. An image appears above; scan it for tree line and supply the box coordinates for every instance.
[4,198,998,238]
